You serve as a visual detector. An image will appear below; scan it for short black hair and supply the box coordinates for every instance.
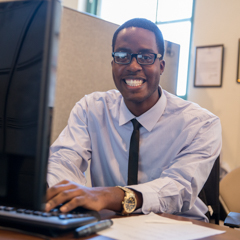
[112,18,165,59]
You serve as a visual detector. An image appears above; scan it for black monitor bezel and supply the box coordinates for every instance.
[0,0,61,211]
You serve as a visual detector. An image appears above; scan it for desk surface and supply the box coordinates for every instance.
[0,210,239,240]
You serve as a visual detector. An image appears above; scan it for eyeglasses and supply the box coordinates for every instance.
[112,52,162,65]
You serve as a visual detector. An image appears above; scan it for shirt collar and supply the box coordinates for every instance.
[119,86,167,132]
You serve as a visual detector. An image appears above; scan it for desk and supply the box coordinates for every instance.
[0,210,239,240]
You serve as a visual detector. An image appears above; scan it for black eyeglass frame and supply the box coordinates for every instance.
[112,52,162,65]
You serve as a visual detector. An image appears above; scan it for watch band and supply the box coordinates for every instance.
[117,186,137,215]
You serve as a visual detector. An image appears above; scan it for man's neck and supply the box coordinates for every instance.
[125,88,161,117]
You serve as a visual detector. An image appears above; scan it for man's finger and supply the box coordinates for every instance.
[45,188,84,212]
[60,195,86,212]
[46,180,76,200]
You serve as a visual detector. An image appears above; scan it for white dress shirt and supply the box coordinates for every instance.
[47,86,222,222]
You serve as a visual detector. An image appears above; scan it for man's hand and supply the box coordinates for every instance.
[45,180,125,213]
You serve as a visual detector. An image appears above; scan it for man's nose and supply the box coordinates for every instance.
[127,56,142,71]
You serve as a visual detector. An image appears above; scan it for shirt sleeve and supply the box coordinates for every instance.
[129,116,222,216]
[47,99,91,187]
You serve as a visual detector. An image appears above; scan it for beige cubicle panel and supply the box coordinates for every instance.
[51,8,118,143]
[162,41,180,95]
[51,7,180,143]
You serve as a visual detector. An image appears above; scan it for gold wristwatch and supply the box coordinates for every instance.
[117,186,137,215]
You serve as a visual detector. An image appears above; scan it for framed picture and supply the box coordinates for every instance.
[194,45,224,87]
[237,39,240,83]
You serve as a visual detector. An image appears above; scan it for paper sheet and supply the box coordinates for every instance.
[99,213,225,240]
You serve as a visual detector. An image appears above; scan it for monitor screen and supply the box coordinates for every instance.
[0,0,61,210]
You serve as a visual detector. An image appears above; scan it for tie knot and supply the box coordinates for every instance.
[131,119,141,130]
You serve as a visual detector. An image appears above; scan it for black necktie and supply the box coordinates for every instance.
[127,119,141,185]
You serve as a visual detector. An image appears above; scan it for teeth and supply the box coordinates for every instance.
[125,79,143,87]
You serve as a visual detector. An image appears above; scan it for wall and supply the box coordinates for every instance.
[62,0,87,12]
[188,0,240,170]
[62,0,79,10]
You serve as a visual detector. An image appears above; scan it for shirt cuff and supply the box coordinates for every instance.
[128,184,160,214]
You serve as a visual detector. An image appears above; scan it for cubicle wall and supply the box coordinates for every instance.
[51,7,180,143]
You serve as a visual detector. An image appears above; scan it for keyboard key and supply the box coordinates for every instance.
[50,208,59,212]
[76,213,88,218]
[4,207,15,211]
[16,209,26,213]
[25,210,34,214]
[66,214,73,219]
[58,214,68,220]
[41,212,52,217]
[51,211,59,216]
[33,211,42,216]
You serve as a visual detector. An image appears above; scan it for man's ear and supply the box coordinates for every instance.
[160,60,165,75]
[111,60,113,66]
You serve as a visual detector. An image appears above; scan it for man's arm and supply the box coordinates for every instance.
[47,148,88,187]
[47,99,91,188]
[45,180,143,213]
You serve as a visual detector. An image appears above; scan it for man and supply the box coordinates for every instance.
[46,18,222,222]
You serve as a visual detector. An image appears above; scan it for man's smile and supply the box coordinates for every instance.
[124,79,145,87]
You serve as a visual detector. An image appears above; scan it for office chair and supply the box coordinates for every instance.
[219,167,240,228]
[198,156,220,224]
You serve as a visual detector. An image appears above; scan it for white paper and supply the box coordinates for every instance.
[99,213,225,240]
[144,212,192,224]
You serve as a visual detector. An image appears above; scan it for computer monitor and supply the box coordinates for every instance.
[0,0,61,210]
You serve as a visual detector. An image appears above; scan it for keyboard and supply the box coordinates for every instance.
[0,205,99,232]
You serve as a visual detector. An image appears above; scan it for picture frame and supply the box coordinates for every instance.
[237,39,240,83]
[194,44,224,87]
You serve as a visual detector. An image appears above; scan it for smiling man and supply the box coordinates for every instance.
[111,26,165,116]
[46,18,222,222]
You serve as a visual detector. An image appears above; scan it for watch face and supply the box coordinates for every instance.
[125,196,136,212]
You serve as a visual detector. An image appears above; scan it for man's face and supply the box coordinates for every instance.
[112,27,165,114]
